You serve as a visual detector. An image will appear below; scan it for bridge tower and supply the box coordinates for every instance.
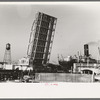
[3,43,11,64]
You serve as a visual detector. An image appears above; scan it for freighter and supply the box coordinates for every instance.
[58,44,98,73]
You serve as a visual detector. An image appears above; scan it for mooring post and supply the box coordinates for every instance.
[92,71,94,82]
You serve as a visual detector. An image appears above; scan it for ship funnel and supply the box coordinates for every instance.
[84,44,89,57]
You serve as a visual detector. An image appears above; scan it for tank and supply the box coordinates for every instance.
[6,43,10,50]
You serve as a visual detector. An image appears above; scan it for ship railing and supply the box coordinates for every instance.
[74,63,100,69]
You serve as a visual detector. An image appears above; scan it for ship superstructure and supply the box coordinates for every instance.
[58,44,100,74]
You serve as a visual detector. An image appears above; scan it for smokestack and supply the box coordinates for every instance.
[84,44,89,57]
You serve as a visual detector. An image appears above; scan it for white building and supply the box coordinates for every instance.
[14,57,33,71]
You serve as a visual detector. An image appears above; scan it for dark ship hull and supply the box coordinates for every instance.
[59,59,77,73]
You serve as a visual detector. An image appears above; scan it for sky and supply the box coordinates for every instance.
[0,2,100,64]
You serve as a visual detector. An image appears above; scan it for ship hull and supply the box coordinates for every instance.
[59,59,77,73]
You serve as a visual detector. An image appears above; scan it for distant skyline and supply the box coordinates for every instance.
[0,2,100,64]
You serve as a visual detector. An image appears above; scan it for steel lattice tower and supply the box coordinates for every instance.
[3,43,11,64]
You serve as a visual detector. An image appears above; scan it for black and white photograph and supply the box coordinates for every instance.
[0,2,100,84]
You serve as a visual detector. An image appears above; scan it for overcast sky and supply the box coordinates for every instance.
[0,2,100,63]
